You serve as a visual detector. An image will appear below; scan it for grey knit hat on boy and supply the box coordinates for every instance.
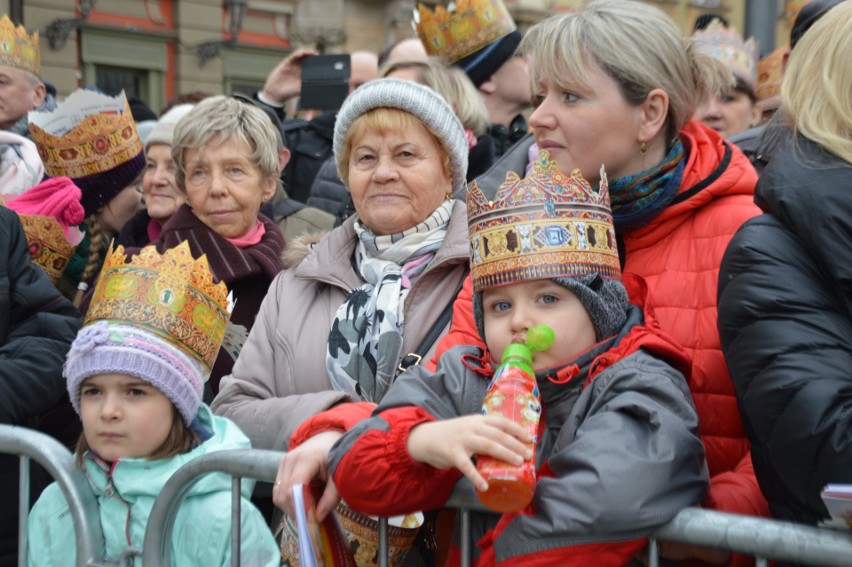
[64,322,206,426]
[333,78,468,195]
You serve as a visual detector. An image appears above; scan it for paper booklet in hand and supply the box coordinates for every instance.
[291,483,356,567]
[820,485,852,530]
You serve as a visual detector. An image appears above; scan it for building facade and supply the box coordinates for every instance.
[2,0,797,115]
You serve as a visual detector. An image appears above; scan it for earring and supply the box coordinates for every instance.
[444,192,452,202]
[639,141,647,155]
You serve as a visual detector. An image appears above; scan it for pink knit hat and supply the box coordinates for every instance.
[6,177,85,239]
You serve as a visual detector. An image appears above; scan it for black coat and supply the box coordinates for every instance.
[718,135,852,525]
[0,207,81,565]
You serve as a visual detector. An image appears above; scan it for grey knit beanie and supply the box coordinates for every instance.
[333,78,468,195]
[473,274,629,345]
[145,104,196,152]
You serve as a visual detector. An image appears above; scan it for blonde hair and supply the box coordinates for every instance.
[782,1,852,164]
[380,57,489,136]
[172,95,280,190]
[336,107,452,186]
[521,0,731,140]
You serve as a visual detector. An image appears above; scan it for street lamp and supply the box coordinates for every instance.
[197,0,249,67]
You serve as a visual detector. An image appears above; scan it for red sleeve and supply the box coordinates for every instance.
[289,401,377,449]
[333,406,462,516]
[425,275,484,371]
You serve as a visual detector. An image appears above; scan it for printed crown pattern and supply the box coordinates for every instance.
[0,15,39,75]
[84,241,232,372]
[756,46,784,103]
[692,20,759,89]
[467,151,621,293]
[29,95,143,180]
[17,215,76,284]
[415,0,516,64]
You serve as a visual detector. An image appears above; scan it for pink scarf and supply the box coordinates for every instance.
[224,220,266,248]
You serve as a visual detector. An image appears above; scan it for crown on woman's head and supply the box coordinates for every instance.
[414,0,516,64]
[692,20,759,90]
[467,151,621,293]
[0,15,39,76]
[84,242,232,372]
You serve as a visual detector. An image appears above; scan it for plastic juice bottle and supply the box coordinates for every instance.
[475,325,554,513]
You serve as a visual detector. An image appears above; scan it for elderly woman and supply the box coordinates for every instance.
[286,2,768,564]
[156,95,284,394]
[212,79,470,455]
[116,104,196,248]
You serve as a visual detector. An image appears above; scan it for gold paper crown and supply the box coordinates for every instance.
[29,96,143,180]
[0,15,39,76]
[693,21,759,91]
[415,0,516,64]
[17,215,76,284]
[467,151,621,293]
[84,242,232,372]
[756,46,784,104]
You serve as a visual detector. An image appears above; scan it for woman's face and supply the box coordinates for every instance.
[347,120,450,236]
[528,63,649,185]
[182,136,276,238]
[100,182,143,233]
[143,144,185,222]
[695,90,760,139]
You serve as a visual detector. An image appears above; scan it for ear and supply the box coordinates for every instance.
[278,147,291,173]
[31,81,46,109]
[750,103,763,128]
[479,79,497,95]
[261,174,277,203]
[637,88,669,143]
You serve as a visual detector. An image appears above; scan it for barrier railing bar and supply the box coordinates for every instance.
[653,507,852,567]
[756,558,768,567]
[647,538,659,567]
[231,476,242,567]
[18,456,29,567]
[142,448,281,566]
[0,424,106,566]
[378,517,388,567]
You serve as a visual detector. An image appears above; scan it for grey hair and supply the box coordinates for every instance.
[521,0,731,140]
[380,57,489,136]
[171,95,280,191]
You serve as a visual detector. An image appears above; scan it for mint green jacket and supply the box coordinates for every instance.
[26,405,279,566]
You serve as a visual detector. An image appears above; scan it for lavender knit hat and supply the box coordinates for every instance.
[64,322,206,425]
[333,78,468,195]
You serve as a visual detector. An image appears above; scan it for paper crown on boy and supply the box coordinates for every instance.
[2,177,86,284]
[64,242,232,425]
[0,15,40,76]
[28,89,145,217]
[467,151,629,342]
[692,20,759,94]
[414,0,520,87]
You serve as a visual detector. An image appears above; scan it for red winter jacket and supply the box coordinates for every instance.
[426,121,769,547]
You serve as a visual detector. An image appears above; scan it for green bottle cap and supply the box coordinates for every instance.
[526,325,554,353]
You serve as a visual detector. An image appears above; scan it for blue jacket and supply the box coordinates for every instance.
[27,405,279,566]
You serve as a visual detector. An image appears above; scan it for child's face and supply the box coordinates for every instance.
[482,279,596,371]
[80,373,175,461]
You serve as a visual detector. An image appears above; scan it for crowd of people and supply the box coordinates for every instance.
[0,0,850,565]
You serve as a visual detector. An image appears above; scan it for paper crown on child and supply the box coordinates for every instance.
[3,177,86,284]
[467,150,621,294]
[414,0,516,66]
[692,20,759,93]
[28,89,145,216]
[83,241,233,373]
[0,15,40,76]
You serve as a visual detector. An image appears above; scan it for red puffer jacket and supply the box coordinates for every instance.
[427,121,769,563]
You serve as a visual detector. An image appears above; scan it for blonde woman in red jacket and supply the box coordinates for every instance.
[421,1,767,564]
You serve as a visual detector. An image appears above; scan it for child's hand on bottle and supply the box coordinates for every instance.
[406,415,533,491]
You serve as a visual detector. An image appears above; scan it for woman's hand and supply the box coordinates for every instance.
[272,430,343,521]
[406,416,533,492]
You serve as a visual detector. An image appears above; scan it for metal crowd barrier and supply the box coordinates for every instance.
[0,424,108,567]
[4,430,852,567]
